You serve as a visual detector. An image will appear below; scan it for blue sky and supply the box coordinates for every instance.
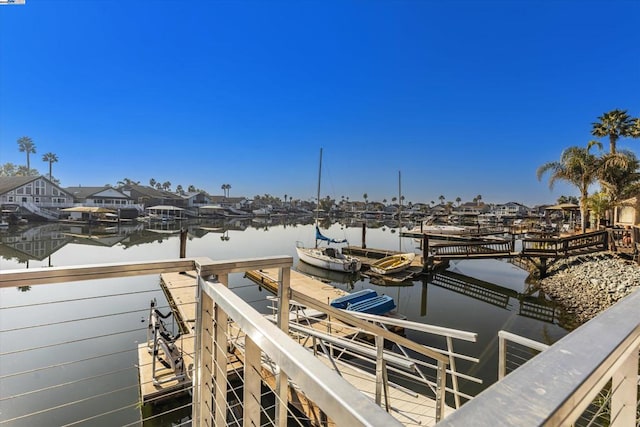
[1,0,638,206]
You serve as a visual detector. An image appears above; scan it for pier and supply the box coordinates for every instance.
[404,230,610,278]
[139,266,471,426]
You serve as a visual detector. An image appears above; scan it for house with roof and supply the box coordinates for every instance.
[181,191,211,208]
[118,184,185,208]
[0,176,74,221]
[207,196,250,210]
[65,185,141,219]
[494,202,530,218]
[65,186,139,209]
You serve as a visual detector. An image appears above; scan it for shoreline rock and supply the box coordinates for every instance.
[537,252,640,329]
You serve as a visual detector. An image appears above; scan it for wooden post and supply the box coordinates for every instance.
[179,228,187,258]
[362,222,366,249]
[422,235,429,271]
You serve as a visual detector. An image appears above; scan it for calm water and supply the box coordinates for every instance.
[0,218,570,425]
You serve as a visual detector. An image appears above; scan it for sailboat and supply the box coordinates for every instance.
[295,149,362,273]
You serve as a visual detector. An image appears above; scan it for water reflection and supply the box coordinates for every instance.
[0,218,570,423]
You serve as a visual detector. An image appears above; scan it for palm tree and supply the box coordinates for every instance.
[118,178,139,186]
[0,163,18,176]
[591,109,638,154]
[438,195,445,205]
[586,192,611,229]
[17,136,36,171]
[537,142,601,233]
[455,197,461,206]
[476,194,482,206]
[162,181,172,191]
[596,150,640,222]
[149,178,157,187]
[176,184,184,194]
[42,152,58,180]
[188,185,196,192]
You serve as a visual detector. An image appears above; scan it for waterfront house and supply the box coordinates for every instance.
[118,184,185,209]
[0,176,73,221]
[208,195,249,210]
[180,191,211,208]
[494,201,530,218]
[65,186,140,218]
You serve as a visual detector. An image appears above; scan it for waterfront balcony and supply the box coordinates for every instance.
[1,256,639,426]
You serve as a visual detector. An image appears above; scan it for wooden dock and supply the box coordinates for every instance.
[342,245,448,283]
[138,271,243,404]
[139,268,452,425]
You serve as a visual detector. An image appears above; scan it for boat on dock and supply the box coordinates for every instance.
[330,288,378,309]
[330,288,397,315]
[370,252,415,275]
[347,294,396,315]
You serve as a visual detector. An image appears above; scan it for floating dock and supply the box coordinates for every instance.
[138,267,454,425]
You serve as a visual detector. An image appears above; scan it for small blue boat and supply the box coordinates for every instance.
[330,289,377,309]
[346,295,396,315]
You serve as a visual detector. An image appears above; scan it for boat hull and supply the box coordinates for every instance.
[347,295,396,315]
[370,253,416,275]
[296,247,361,273]
[330,289,377,309]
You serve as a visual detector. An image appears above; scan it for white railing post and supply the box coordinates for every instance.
[244,335,262,427]
[610,345,639,426]
[213,273,230,425]
[275,266,291,427]
[435,359,447,422]
[193,274,214,426]
[447,336,461,409]
[375,334,384,406]
[498,333,506,380]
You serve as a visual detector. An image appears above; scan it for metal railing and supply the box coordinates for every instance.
[0,259,196,426]
[192,257,408,426]
[264,295,481,414]
[436,288,640,427]
[4,256,640,426]
[0,257,413,426]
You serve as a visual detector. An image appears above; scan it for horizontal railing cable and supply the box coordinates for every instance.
[0,383,141,425]
[0,347,137,380]
[133,402,193,427]
[60,401,143,427]
[0,288,162,310]
[0,305,167,333]
[0,365,137,402]
[0,326,146,356]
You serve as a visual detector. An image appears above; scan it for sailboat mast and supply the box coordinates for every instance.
[315,148,323,248]
[398,170,402,252]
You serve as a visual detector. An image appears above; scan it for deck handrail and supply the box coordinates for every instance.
[436,287,640,426]
[0,258,197,287]
[196,273,404,427]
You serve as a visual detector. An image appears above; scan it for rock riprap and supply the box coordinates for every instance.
[538,253,640,327]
